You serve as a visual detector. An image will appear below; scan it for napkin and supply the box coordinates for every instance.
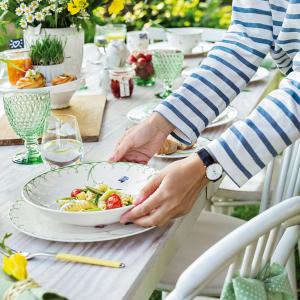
[221,262,295,300]
[0,271,67,300]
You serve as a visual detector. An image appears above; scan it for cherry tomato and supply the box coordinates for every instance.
[106,194,123,209]
[71,188,82,198]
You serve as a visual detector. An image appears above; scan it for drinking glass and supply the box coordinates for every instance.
[94,24,127,47]
[152,49,184,99]
[2,49,33,85]
[41,114,83,168]
[3,90,50,165]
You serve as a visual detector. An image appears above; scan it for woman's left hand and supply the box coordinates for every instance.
[120,154,208,227]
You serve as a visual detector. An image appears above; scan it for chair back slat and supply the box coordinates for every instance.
[272,226,300,266]
[250,233,270,276]
[240,241,258,277]
[225,252,244,283]
[259,160,275,213]
[271,145,294,206]
[285,139,300,189]
[261,227,281,266]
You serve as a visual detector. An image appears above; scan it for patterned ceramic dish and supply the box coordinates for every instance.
[21,162,156,226]
[10,199,154,242]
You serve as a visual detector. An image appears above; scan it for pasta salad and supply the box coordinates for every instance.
[57,183,134,212]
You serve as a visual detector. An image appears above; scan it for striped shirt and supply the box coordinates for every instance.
[155,0,300,187]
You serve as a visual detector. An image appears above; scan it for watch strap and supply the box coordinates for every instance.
[197,148,215,168]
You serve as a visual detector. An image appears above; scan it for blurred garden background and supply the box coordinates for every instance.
[0,0,232,51]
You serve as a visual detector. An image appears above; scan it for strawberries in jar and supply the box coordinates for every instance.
[109,67,135,98]
[128,52,155,87]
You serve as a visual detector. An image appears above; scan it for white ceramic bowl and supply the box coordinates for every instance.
[0,77,83,109]
[166,28,203,54]
[22,162,156,227]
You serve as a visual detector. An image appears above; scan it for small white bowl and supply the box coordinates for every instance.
[0,77,84,109]
[34,63,65,83]
[21,162,156,227]
[166,28,203,54]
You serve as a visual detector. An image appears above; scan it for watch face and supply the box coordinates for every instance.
[206,163,223,181]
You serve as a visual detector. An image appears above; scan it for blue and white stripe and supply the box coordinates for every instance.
[155,0,300,186]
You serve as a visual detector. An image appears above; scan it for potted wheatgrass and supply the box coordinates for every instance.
[30,35,65,83]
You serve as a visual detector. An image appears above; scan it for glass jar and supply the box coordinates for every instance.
[128,51,155,87]
[2,49,33,85]
[109,67,135,99]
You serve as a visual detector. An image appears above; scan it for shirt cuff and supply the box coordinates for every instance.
[205,139,250,187]
[154,102,198,145]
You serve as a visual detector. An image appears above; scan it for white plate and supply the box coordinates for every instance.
[127,102,237,128]
[10,199,154,243]
[148,41,213,57]
[127,101,159,124]
[22,162,156,227]
[182,66,270,83]
[154,137,210,159]
[207,106,238,129]
[0,77,84,109]
[250,67,270,83]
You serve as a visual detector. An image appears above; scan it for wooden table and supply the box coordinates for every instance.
[0,55,280,299]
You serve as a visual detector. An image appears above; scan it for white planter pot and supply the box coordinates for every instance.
[34,63,65,83]
[24,26,84,76]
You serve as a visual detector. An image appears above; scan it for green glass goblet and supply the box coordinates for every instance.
[3,90,51,165]
[152,49,184,99]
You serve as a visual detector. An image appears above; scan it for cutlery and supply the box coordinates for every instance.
[0,247,125,268]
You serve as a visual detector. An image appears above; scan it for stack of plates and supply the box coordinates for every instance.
[10,162,156,242]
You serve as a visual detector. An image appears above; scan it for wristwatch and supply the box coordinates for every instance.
[197,148,223,182]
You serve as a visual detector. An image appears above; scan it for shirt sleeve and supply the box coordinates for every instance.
[206,53,300,187]
[154,0,273,144]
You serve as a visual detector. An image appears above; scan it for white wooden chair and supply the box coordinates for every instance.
[158,139,300,297]
[166,196,300,300]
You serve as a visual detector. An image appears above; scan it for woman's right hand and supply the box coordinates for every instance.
[109,112,174,164]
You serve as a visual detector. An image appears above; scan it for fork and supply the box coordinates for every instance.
[0,247,125,268]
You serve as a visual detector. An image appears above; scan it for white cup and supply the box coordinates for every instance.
[126,31,149,53]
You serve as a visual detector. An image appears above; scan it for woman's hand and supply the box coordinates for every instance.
[120,154,208,227]
[109,112,174,164]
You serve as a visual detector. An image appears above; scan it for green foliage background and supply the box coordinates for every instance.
[0,0,231,51]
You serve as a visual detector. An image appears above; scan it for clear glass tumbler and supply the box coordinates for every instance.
[41,114,83,168]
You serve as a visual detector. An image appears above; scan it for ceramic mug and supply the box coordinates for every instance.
[126,31,149,53]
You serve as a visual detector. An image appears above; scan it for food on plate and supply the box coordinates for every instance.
[157,136,194,155]
[51,74,77,86]
[157,138,178,155]
[57,183,134,212]
[16,69,46,89]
